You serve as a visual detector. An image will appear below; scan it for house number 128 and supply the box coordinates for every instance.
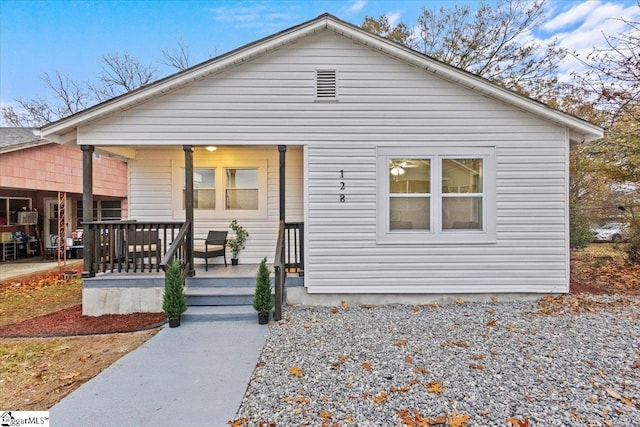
[339,170,346,203]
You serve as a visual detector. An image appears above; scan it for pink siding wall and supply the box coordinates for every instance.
[0,143,127,197]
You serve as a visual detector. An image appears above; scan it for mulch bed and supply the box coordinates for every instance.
[0,305,166,338]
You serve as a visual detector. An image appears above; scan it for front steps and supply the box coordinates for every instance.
[182,274,303,322]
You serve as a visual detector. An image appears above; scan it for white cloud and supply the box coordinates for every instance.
[386,12,401,27]
[537,1,640,81]
[541,1,600,32]
[345,0,367,14]
[208,4,297,31]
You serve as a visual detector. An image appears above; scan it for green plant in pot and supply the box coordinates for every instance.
[253,257,273,324]
[228,219,249,265]
[162,259,187,328]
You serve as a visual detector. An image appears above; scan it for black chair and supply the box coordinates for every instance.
[193,231,228,271]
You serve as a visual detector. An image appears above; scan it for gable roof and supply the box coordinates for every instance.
[40,13,603,143]
[0,127,49,153]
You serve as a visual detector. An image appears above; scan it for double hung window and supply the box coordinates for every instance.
[377,147,495,244]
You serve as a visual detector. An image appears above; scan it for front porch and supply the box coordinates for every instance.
[80,220,304,320]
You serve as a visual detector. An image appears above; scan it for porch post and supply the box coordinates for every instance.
[81,145,95,278]
[183,145,195,276]
[278,145,286,221]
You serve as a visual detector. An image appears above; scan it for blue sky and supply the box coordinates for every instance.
[1,0,639,120]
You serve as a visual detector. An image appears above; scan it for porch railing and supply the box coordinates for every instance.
[284,222,304,275]
[274,220,285,322]
[83,221,185,275]
[160,220,191,274]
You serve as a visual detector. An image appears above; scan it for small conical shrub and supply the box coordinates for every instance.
[163,259,187,319]
[253,257,273,313]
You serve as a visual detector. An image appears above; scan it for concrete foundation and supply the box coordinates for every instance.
[286,286,554,307]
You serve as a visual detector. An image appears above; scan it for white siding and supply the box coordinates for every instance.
[79,30,570,293]
[127,147,303,265]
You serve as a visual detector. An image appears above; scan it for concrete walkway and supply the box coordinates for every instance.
[0,258,82,282]
[50,320,268,426]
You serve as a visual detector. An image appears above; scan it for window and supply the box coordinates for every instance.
[174,159,267,219]
[377,147,495,244]
[76,199,122,228]
[183,168,215,209]
[225,168,258,210]
[0,197,32,226]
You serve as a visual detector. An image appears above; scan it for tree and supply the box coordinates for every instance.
[573,11,640,186]
[1,40,202,127]
[360,15,416,48]
[360,0,567,100]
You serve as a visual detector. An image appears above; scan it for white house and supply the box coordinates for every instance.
[40,14,602,312]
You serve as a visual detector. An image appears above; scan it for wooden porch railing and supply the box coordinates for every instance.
[284,222,304,275]
[83,221,185,275]
[274,220,285,322]
[160,220,191,274]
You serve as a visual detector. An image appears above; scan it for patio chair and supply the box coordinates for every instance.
[193,230,228,271]
[126,229,160,268]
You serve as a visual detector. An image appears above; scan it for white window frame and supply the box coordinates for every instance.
[173,160,267,220]
[376,146,496,244]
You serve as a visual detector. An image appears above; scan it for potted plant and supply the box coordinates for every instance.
[253,257,273,324]
[162,259,187,328]
[228,219,249,265]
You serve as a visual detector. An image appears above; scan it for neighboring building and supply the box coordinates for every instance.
[39,14,602,310]
[0,127,128,259]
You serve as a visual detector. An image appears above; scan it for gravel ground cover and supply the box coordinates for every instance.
[235,297,640,426]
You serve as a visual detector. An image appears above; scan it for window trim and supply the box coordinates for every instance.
[376,146,496,245]
[173,160,267,220]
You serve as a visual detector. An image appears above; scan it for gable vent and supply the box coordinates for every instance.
[315,69,337,99]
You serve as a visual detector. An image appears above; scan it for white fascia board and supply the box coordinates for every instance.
[40,19,328,138]
[327,20,603,142]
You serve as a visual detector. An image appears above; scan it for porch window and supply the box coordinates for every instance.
[225,168,258,210]
[76,199,122,228]
[184,168,215,209]
[377,147,495,244]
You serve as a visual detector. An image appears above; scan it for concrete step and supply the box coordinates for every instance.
[182,305,258,322]
[186,286,255,306]
[186,276,271,288]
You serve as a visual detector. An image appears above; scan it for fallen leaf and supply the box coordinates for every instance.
[362,361,372,371]
[606,388,633,406]
[360,304,375,309]
[405,355,413,364]
[294,395,310,404]
[60,371,80,380]
[341,300,349,308]
[227,418,247,427]
[372,391,388,405]
[427,382,444,394]
[289,366,303,377]
[486,319,497,327]
[491,296,499,303]
[390,385,410,393]
[455,298,465,304]
[331,307,339,314]
[469,364,484,370]
[469,354,485,361]
[320,410,333,420]
[411,306,421,312]
[414,366,430,374]
[339,354,348,361]
[507,417,530,427]
[396,409,445,426]
[480,410,490,416]
[431,302,439,308]
[397,339,408,347]
[80,353,92,361]
[448,412,469,427]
